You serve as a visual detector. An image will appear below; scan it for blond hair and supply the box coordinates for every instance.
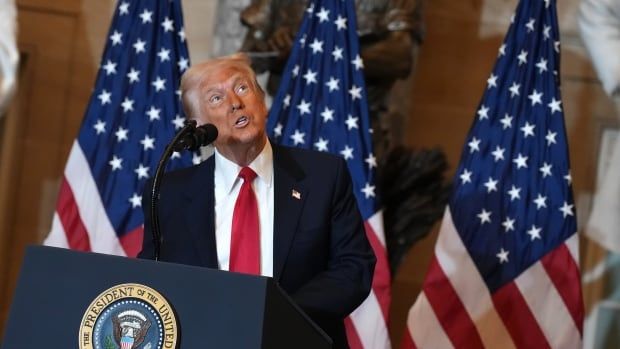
[180,53,265,119]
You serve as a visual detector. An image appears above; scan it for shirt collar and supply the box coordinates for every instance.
[214,141,273,194]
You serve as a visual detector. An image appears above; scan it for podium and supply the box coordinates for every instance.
[2,246,332,348]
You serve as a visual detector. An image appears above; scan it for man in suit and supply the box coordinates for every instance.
[139,53,375,348]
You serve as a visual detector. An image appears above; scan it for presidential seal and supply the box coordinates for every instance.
[79,283,179,349]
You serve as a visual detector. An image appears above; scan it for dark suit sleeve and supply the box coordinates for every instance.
[290,157,376,323]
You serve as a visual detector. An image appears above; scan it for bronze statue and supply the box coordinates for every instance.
[240,0,423,158]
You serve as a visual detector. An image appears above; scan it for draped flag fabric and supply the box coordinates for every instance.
[402,0,584,348]
[266,0,391,348]
[45,0,196,256]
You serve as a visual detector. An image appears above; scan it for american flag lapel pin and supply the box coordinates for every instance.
[291,189,301,200]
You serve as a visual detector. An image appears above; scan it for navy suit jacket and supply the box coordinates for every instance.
[139,144,376,348]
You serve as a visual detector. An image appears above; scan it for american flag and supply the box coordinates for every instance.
[266,0,391,348]
[44,0,195,256]
[402,0,583,348]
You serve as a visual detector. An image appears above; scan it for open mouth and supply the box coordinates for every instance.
[234,115,249,128]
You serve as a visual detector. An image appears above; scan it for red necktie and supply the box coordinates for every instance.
[229,167,260,274]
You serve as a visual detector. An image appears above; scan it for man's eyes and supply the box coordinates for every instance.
[207,84,250,104]
[236,84,250,94]
[208,95,223,104]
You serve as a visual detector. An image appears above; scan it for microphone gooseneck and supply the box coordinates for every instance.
[150,120,218,261]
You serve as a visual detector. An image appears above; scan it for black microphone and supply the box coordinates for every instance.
[173,123,218,152]
[150,120,218,261]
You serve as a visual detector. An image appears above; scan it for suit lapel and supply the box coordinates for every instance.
[272,145,307,281]
[184,157,219,268]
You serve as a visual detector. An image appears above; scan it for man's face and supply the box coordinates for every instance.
[194,65,268,150]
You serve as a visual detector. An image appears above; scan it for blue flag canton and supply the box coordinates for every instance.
[449,0,576,292]
[77,0,197,236]
[266,0,378,219]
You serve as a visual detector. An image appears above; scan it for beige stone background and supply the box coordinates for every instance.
[0,0,614,346]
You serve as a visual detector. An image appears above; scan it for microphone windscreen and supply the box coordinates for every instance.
[195,123,218,147]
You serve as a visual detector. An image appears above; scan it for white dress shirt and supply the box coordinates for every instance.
[213,142,274,276]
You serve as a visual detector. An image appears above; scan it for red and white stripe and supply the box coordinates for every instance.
[120,339,134,349]
[346,211,392,349]
[44,141,143,256]
[403,208,583,349]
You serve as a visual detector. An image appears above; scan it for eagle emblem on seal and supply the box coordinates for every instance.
[112,310,151,349]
